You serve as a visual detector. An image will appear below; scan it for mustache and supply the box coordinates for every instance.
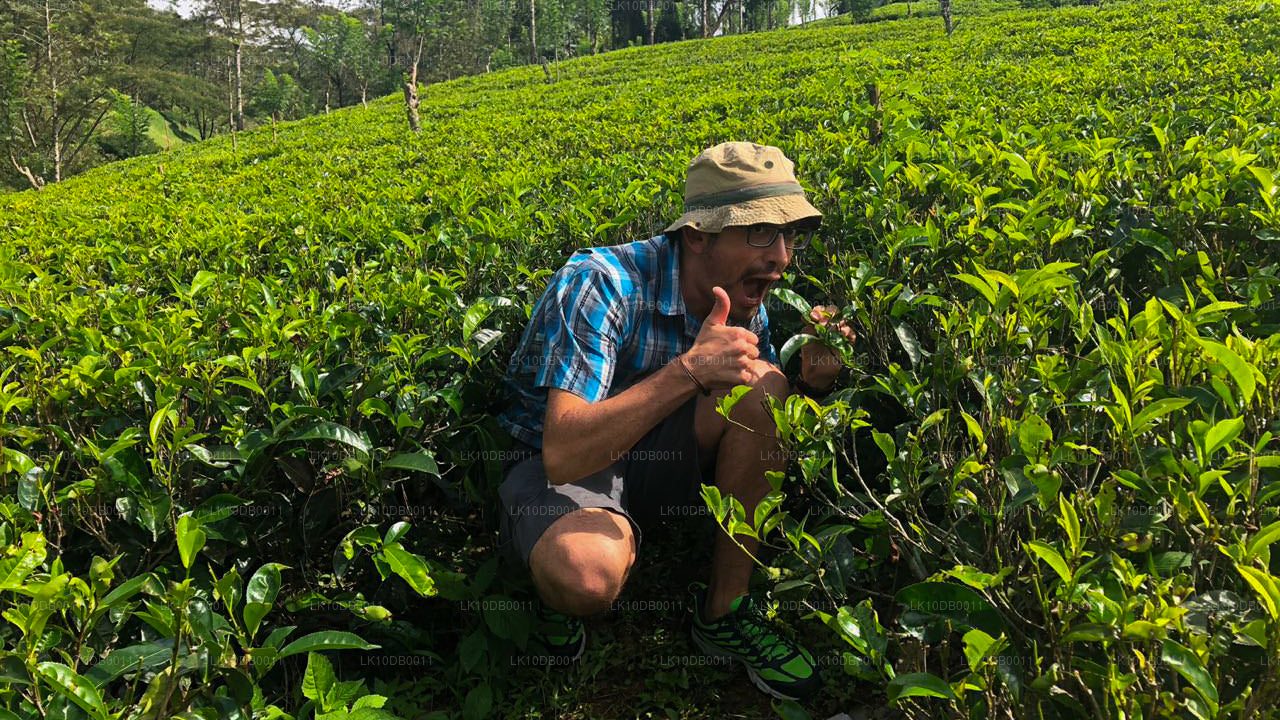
[741,267,779,281]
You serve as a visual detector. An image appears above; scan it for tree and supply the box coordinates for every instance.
[530,0,538,62]
[704,0,737,36]
[374,0,475,128]
[249,67,283,121]
[0,38,34,188]
[111,4,228,141]
[305,14,387,108]
[940,0,953,33]
[833,0,876,22]
[96,89,158,160]
[199,0,265,131]
[0,0,137,190]
[306,15,349,110]
[248,68,301,139]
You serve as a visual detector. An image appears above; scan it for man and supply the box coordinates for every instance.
[496,141,855,701]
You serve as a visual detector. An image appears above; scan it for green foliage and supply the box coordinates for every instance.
[303,15,390,107]
[2,0,1280,716]
[97,90,161,161]
[300,651,403,720]
[251,70,306,123]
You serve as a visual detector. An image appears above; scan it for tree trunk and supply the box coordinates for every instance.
[866,82,882,145]
[227,58,235,130]
[940,0,953,34]
[647,0,655,43]
[703,0,709,37]
[708,0,734,36]
[529,0,538,64]
[402,80,419,132]
[403,37,422,132]
[233,0,244,131]
[738,0,744,33]
[44,0,60,183]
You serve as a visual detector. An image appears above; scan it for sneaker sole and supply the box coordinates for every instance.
[691,627,802,702]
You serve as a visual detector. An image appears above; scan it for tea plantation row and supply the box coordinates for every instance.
[1,0,1279,717]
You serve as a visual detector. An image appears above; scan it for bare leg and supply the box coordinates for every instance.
[528,507,636,616]
[693,364,790,620]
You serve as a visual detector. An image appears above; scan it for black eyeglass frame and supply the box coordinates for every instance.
[741,223,814,250]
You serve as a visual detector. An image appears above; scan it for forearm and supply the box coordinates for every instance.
[542,360,699,485]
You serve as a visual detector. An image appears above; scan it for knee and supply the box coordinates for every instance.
[751,361,790,401]
[732,361,789,426]
[529,510,634,616]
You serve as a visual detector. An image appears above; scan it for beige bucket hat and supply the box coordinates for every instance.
[664,141,823,236]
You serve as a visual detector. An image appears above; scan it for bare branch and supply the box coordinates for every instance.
[63,103,111,170]
[9,151,44,190]
[20,107,39,149]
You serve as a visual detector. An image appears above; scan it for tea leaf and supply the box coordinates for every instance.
[1236,565,1280,621]
[36,662,110,720]
[384,451,439,476]
[887,672,956,702]
[175,514,206,570]
[1245,521,1280,562]
[1160,640,1220,711]
[1057,495,1081,559]
[380,542,437,598]
[1196,339,1256,405]
[283,421,371,455]
[244,562,288,640]
[1204,417,1245,459]
[1026,540,1071,585]
[278,631,379,659]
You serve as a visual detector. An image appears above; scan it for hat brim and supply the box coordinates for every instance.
[664,194,823,236]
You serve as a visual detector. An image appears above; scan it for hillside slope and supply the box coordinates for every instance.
[2,1,1280,718]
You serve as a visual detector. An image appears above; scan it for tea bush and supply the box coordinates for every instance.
[1,0,1278,717]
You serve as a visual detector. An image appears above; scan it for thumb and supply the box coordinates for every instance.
[706,286,731,326]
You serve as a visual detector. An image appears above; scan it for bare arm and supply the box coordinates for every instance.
[542,286,765,486]
[543,363,696,485]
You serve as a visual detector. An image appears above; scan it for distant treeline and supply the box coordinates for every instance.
[0,0,1090,191]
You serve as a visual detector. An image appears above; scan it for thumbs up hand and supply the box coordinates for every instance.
[704,285,732,326]
[678,286,767,390]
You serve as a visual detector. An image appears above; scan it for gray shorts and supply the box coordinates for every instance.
[497,396,709,569]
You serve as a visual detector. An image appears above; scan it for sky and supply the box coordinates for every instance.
[149,0,835,23]
[146,0,356,18]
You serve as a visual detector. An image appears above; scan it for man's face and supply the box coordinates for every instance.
[701,224,794,324]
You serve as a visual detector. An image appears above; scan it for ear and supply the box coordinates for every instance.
[681,227,714,255]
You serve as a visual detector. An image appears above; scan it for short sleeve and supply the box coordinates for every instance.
[533,266,625,403]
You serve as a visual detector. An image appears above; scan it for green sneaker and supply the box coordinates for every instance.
[689,583,821,700]
[528,601,586,666]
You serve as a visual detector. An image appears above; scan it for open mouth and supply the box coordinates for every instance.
[741,275,778,304]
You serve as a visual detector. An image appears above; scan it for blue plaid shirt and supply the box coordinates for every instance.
[498,232,779,448]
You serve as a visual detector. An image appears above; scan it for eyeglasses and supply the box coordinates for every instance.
[743,223,813,250]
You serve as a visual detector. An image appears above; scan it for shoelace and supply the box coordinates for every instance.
[734,599,794,663]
